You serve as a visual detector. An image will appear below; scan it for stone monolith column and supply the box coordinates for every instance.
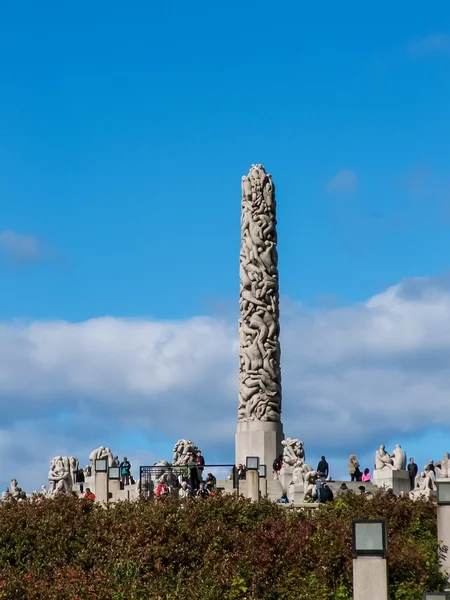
[235,164,284,468]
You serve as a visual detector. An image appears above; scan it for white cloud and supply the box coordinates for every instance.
[3,273,450,490]
[409,34,450,57]
[0,230,42,262]
[326,170,358,193]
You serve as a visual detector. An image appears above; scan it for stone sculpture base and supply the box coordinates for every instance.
[353,557,388,600]
[279,465,294,491]
[287,483,304,504]
[373,469,410,496]
[235,421,284,469]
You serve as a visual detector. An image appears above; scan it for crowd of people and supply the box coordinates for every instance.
[154,450,216,499]
[274,452,375,504]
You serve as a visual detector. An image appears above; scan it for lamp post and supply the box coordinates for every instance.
[246,456,260,502]
[437,482,450,584]
[108,467,120,480]
[259,464,267,498]
[352,519,388,600]
[94,459,108,503]
[94,459,107,473]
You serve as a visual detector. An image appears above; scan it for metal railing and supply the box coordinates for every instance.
[139,464,241,498]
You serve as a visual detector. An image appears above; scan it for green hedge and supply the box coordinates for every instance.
[0,492,445,599]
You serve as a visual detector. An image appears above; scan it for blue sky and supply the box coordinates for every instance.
[1,2,450,489]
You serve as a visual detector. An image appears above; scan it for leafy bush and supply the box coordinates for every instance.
[0,492,445,599]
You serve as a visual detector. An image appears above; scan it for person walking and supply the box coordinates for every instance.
[348,454,360,482]
[408,457,418,491]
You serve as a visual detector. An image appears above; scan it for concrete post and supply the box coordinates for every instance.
[94,471,108,504]
[246,470,259,502]
[260,476,268,499]
[353,557,388,600]
[437,505,450,579]
[108,478,121,499]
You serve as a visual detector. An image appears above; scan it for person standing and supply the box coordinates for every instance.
[196,450,205,482]
[189,453,201,491]
[408,457,418,490]
[317,456,329,479]
[348,454,360,482]
[119,457,132,486]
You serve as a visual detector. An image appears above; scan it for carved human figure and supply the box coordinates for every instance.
[375,445,394,471]
[69,457,79,486]
[435,453,450,479]
[152,460,173,482]
[238,165,282,423]
[89,446,114,469]
[10,479,26,500]
[281,437,305,468]
[303,470,318,501]
[48,456,74,497]
[292,462,313,486]
[172,440,198,466]
[410,468,437,500]
[390,444,407,470]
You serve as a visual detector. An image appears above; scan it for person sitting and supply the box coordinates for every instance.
[358,485,366,495]
[205,473,216,492]
[156,480,169,499]
[320,484,334,503]
[196,482,209,499]
[337,482,350,497]
[277,492,289,504]
[84,488,95,501]
[361,468,371,482]
[178,481,191,500]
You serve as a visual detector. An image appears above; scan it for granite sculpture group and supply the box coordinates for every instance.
[1,438,449,505]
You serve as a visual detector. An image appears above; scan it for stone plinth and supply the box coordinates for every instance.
[438,505,450,578]
[287,483,304,504]
[246,470,259,502]
[94,471,108,503]
[260,477,268,499]
[279,465,294,491]
[236,421,284,469]
[353,557,388,600]
[373,469,410,496]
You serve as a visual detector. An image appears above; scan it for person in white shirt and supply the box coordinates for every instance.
[179,481,191,500]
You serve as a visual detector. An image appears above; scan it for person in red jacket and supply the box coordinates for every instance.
[155,480,169,499]
[84,488,95,501]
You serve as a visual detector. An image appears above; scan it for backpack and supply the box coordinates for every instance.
[273,458,282,471]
